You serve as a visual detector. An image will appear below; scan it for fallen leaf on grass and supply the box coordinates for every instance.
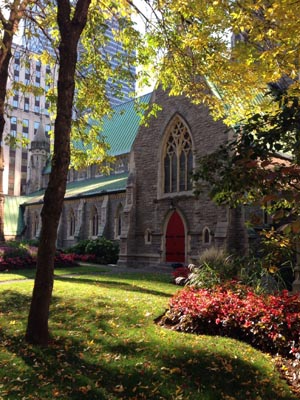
[79,385,91,394]
[114,384,124,393]
[170,367,182,374]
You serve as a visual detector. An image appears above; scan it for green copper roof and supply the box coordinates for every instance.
[4,196,26,236]
[97,92,152,156]
[4,172,129,237]
[65,172,128,197]
[46,93,152,173]
[3,93,152,236]
[22,172,129,205]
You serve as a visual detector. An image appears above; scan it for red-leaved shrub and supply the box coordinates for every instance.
[158,282,300,358]
[0,248,96,271]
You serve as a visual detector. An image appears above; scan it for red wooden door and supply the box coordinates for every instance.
[165,211,185,263]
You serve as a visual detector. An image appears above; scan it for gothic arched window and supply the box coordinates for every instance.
[163,117,193,193]
[90,207,99,237]
[203,226,211,245]
[69,209,76,237]
[144,229,152,245]
[114,204,123,239]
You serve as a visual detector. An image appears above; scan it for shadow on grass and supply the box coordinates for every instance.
[0,329,296,399]
[54,275,173,298]
[0,290,296,400]
[0,269,36,280]
[0,265,173,284]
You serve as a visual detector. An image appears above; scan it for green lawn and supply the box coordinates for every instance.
[0,267,297,400]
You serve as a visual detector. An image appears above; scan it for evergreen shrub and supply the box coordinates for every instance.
[66,237,119,264]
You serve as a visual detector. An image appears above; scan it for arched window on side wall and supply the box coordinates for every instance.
[114,204,123,239]
[69,208,76,237]
[163,117,193,194]
[90,206,99,237]
[202,226,211,245]
[144,229,152,245]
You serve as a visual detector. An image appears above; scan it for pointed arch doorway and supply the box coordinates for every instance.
[165,210,185,263]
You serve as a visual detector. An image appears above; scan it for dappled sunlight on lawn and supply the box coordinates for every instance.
[0,273,297,400]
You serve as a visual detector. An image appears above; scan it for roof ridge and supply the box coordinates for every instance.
[111,92,152,110]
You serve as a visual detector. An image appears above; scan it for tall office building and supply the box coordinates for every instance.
[23,16,136,106]
[103,17,136,106]
[4,44,54,196]
[4,14,137,196]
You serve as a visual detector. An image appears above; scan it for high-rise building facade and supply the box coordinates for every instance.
[5,15,136,196]
[103,17,136,106]
[23,17,136,106]
[4,44,54,196]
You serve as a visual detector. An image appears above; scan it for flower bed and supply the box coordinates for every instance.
[0,243,96,271]
[157,282,300,359]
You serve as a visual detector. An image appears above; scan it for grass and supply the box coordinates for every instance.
[0,267,297,400]
[0,264,109,281]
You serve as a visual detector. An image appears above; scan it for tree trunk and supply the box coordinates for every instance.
[226,206,249,257]
[26,0,91,346]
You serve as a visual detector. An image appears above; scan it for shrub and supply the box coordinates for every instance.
[0,241,37,271]
[73,254,96,262]
[174,248,238,289]
[0,241,89,271]
[187,262,221,289]
[65,239,91,255]
[54,253,78,268]
[237,254,292,294]
[198,247,237,280]
[85,237,119,264]
[159,283,300,359]
[65,238,119,264]
[22,238,40,247]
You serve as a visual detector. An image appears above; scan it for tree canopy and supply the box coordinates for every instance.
[19,0,151,170]
[194,89,300,215]
[146,0,300,125]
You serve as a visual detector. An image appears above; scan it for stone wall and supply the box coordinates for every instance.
[119,88,248,268]
[21,87,249,268]
[23,191,126,249]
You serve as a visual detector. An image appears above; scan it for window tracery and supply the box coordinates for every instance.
[163,118,193,193]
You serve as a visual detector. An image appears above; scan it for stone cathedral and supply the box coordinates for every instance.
[5,86,251,268]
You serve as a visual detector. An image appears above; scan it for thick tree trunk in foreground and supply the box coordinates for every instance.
[26,0,91,346]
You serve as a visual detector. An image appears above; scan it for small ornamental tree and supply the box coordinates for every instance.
[192,89,300,270]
